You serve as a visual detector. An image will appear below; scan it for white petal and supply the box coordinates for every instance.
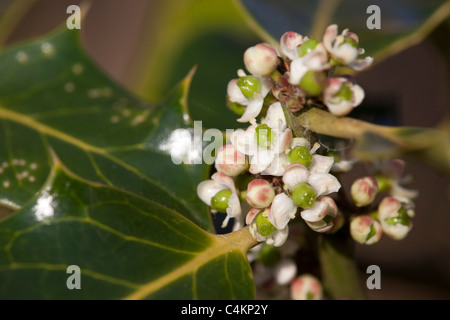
[323,24,338,52]
[349,56,373,71]
[211,172,237,194]
[273,129,293,154]
[269,193,297,230]
[326,99,354,116]
[300,200,328,222]
[307,173,341,196]
[309,154,334,174]
[302,43,330,70]
[227,79,249,105]
[197,180,227,206]
[270,226,289,247]
[226,193,242,219]
[237,97,264,123]
[261,152,290,176]
[332,43,359,64]
[289,58,308,85]
[351,84,365,107]
[246,208,261,225]
[263,102,287,131]
[280,31,305,60]
[249,148,274,174]
[230,127,257,156]
[290,137,310,149]
[282,163,309,191]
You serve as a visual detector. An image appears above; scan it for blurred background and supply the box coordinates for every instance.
[1,0,449,299]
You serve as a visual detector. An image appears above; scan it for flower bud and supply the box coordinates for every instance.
[215,144,248,177]
[378,197,412,240]
[290,274,323,300]
[244,43,279,76]
[350,176,378,207]
[246,179,275,208]
[300,70,325,96]
[350,215,382,245]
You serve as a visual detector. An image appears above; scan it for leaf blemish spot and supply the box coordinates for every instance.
[40,42,55,57]
[15,51,29,64]
[2,162,8,168]
[110,115,120,124]
[64,82,75,93]
[2,181,10,188]
[30,163,38,170]
[72,63,84,75]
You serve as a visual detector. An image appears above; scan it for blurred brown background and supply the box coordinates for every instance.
[3,0,450,299]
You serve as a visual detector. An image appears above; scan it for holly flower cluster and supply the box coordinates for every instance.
[196,24,417,252]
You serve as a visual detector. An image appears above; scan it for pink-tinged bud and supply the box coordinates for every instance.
[350,176,378,207]
[290,274,323,300]
[246,179,276,208]
[244,43,279,76]
[214,144,248,177]
[350,215,382,245]
[378,197,412,240]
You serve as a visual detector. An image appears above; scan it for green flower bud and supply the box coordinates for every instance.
[334,84,352,101]
[298,38,319,57]
[236,75,261,99]
[255,124,274,149]
[211,189,232,213]
[300,70,323,96]
[256,210,277,237]
[342,36,358,48]
[288,146,313,167]
[291,182,317,209]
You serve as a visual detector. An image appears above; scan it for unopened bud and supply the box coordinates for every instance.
[351,176,378,207]
[378,197,412,240]
[350,215,382,245]
[215,144,248,176]
[290,274,323,300]
[244,43,279,76]
[246,179,276,208]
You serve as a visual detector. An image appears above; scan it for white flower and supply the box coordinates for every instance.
[323,24,373,70]
[301,196,338,233]
[280,31,308,60]
[227,71,272,123]
[197,172,241,228]
[231,103,292,175]
[323,77,365,116]
[283,159,340,196]
[289,42,330,86]
[246,208,289,247]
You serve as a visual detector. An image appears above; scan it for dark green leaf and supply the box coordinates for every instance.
[0,166,254,299]
[0,26,256,299]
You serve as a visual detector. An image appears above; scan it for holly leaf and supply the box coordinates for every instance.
[0,27,255,299]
